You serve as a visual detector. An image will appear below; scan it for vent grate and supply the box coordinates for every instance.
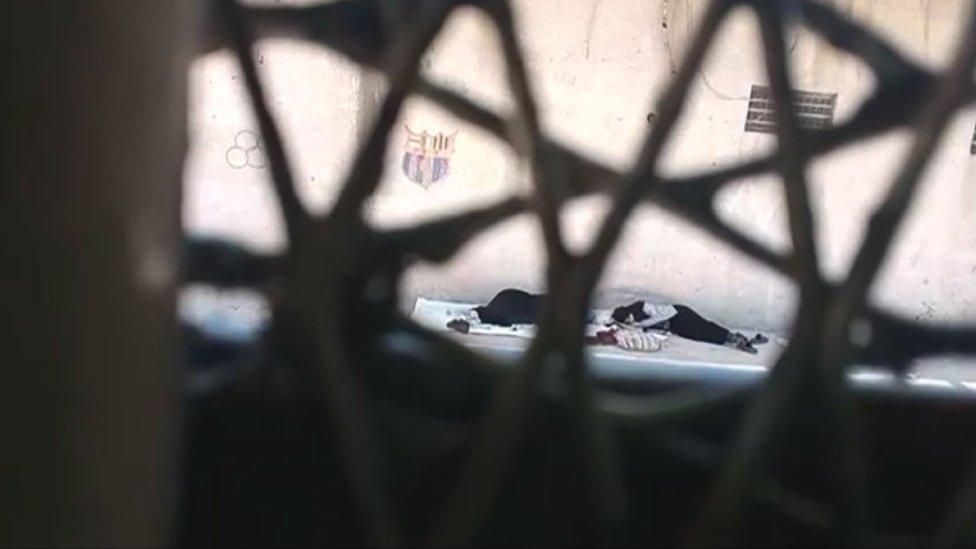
[745,84,837,133]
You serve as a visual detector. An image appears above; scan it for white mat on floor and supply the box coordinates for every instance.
[411,297,537,338]
[409,297,663,341]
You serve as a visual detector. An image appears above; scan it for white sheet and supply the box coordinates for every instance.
[410,297,536,338]
[409,297,668,342]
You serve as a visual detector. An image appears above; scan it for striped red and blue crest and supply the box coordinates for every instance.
[401,152,451,188]
[401,126,457,188]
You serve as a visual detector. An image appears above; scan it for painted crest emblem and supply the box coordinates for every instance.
[401,125,457,188]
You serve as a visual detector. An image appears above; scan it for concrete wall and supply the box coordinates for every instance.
[185,0,976,332]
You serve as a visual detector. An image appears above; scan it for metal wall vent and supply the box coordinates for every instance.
[745,84,837,133]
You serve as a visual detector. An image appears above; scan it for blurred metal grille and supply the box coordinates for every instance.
[971,120,975,155]
[206,0,976,545]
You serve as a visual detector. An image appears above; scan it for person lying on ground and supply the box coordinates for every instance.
[610,300,767,354]
[445,288,768,354]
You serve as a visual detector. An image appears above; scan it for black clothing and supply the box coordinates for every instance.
[648,305,730,346]
[478,290,740,348]
[474,289,546,326]
[612,301,731,345]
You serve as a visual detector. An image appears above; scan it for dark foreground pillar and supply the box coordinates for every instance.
[2,2,192,545]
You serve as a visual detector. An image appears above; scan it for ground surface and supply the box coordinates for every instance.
[443,329,976,390]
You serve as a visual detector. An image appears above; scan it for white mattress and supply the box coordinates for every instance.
[409,297,653,340]
[410,297,536,338]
